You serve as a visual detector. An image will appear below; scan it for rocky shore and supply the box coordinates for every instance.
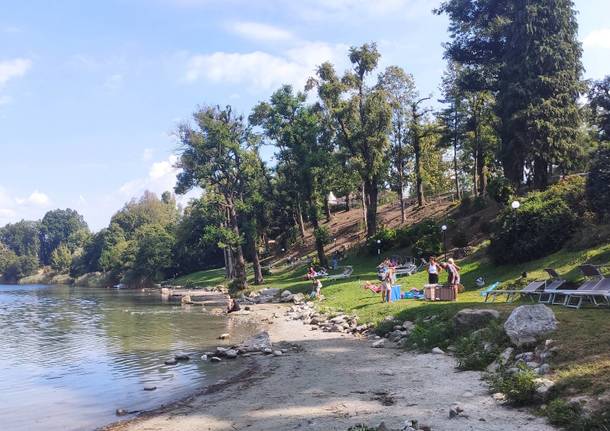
[103,298,556,431]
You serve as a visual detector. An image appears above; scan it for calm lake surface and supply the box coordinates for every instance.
[0,284,255,431]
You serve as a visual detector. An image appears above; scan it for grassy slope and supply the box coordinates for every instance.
[174,241,610,400]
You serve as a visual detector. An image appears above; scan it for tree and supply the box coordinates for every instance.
[39,209,89,265]
[251,85,333,267]
[377,66,418,222]
[586,144,610,219]
[308,43,392,236]
[589,76,610,142]
[437,0,585,189]
[50,243,72,272]
[110,191,178,238]
[438,62,468,200]
[409,97,435,206]
[131,224,175,282]
[176,105,256,290]
[0,220,41,257]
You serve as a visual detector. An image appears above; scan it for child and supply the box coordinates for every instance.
[313,278,323,300]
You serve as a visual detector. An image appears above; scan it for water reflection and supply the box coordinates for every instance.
[0,284,255,431]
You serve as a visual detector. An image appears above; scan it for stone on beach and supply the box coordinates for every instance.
[236,331,273,353]
[164,358,178,365]
[453,308,500,334]
[372,339,385,348]
[218,333,230,340]
[210,356,222,362]
[174,353,190,361]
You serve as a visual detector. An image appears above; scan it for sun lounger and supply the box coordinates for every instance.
[549,265,608,308]
[395,263,418,277]
[487,280,546,303]
[325,266,353,280]
[538,268,567,304]
[481,282,501,302]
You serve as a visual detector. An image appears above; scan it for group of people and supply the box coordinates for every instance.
[305,266,328,280]
[363,255,462,303]
[427,256,461,297]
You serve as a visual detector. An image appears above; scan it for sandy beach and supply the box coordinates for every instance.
[103,303,556,431]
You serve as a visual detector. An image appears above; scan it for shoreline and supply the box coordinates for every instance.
[101,302,557,431]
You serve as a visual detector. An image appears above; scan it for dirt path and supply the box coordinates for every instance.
[105,303,555,431]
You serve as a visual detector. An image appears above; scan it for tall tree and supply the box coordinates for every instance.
[251,85,333,267]
[409,97,434,206]
[308,43,392,236]
[589,76,610,143]
[176,105,256,290]
[437,0,584,189]
[377,66,418,222]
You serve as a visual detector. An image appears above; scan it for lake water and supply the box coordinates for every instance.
[0,284,255,431]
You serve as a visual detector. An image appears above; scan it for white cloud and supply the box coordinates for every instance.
[0,58,32,88]
[228,21,294,42]
[583,28,610,49]
[16,190,50,207]
[103,73,124,90]
[119,155,180,197]
[184,41,348,91]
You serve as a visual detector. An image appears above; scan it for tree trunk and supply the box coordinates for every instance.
[399,175,406,224]
[533,157,549,190]
[295,198,306,238]
[345,192,351,212]
[250,236,264,285]
[228,204,247,290]
[478,158,488,196]
[361,182,367,235]
[414,141,425,207]
[453,106,461,200]
[364,178,378,237]
[473,150,479,197]
[309,200,328,268]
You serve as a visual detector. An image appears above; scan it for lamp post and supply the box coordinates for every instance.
[511,200,521,210]
[441,225,448,261]
[376,239,381,256]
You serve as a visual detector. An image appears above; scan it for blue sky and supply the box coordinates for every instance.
[1,0,609,231]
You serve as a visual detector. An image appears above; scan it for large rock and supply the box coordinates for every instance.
[236,331,273,353]
[504,305,557,347]
[453,308,500,334]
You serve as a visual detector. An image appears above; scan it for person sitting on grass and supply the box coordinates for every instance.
[363,280,382,294]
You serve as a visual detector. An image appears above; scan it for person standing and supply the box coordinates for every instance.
[427,256,442,284]
[447,258,461,300]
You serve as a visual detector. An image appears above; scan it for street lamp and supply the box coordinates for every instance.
[376,239,381,256]
[511,200,521,210]
[441,225,448,261]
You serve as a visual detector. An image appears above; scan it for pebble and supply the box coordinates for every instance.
[431,347,444,354]
[164,358,178,365]
[273,350,283,356]
[210,356,222,362]
[143,385,157,391]
[174,354,190,361]
[372,339,385,348]
[218,333,230,340]
[201,354,208,360]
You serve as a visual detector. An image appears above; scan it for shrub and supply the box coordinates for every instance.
[586,144,610,219]
[366,226,397,255]
[490,364,540,406]
[451,230,469,248]
[472,196,488,211]
[396,225,417,248]
[406,320,453,351]
[488,175,515,205]
[489,178,585,264]
[314,226,332,246]
[545,399,583,427]
[455,321,508,370]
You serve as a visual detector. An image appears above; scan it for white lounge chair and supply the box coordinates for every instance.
[325,266,353,280]
[538,268,567,304]
[488,280,546,303]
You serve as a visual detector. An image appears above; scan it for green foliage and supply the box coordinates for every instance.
[586,144,610,219]
[406,320,453,351]
[40,208,89,265]
[50,243,72,272]
[545,398,583,427]
[367,226,397,255]
[131,224,175,281]
[455,321,507,370]
[314,226,332,247]
[488,175,514,205]
[489,178,585,264]
[0,220,41,257]
[589,76,610,142]
[2,254,39,281]
[110,191,178,239]
[490,364,540,406]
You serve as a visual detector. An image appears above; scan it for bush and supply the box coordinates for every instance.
[488,175,515,205]
[451,230,469,248]
[455,321,508,370]
[472,196,488,211]
[490,364,540,405]
[586,144,610,219]
[406,320,453,351]
[314,226,332,246]
[545,399,583,427]
[366,226,397,255]
[489,178,585,264]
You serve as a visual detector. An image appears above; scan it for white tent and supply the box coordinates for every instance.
[328,191,338,205]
